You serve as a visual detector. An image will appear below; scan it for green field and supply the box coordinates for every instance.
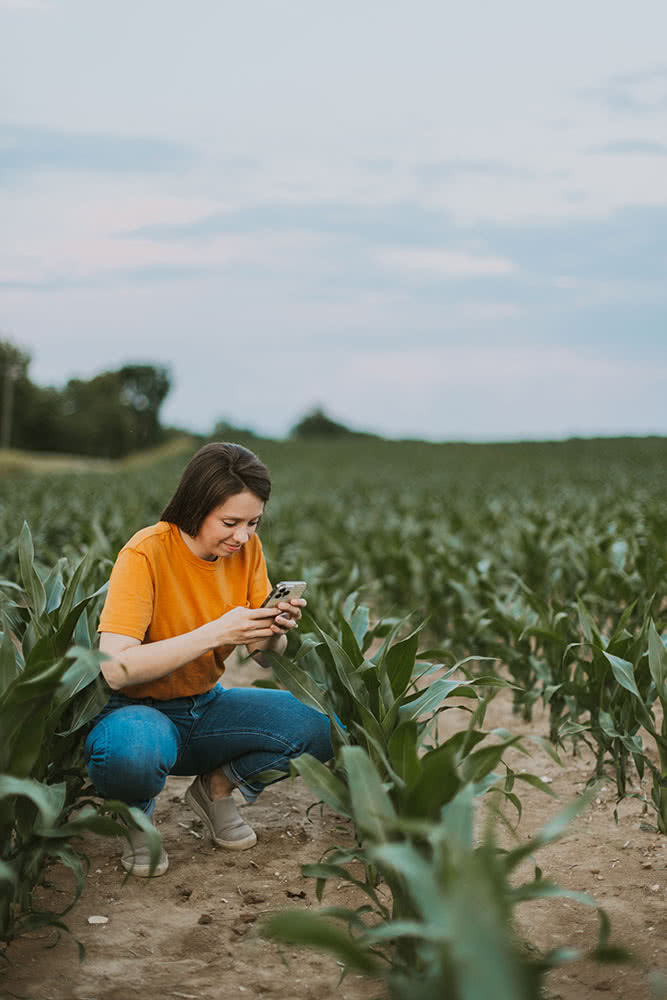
[1,435,666,998]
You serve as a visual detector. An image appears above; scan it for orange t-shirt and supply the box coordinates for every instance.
[98,521,271,700]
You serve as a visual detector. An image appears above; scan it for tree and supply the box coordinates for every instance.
[0,340,173,458]
[59,364,172,458]
[0,339,31,449]
[290,407,355,439]
[118,364,171,450]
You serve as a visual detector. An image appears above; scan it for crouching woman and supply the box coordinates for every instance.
[85,442,333,876]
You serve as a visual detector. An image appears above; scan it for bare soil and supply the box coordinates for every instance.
[2,660,665,1000]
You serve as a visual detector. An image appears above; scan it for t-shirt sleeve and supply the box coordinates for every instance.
[248,538,271,609]
[98,548,155,640]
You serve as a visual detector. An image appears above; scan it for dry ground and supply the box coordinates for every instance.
[1,659,665,1000]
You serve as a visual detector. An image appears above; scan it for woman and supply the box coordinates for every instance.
[85,442,333,877]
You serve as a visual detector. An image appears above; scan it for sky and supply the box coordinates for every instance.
[1,0,666,441]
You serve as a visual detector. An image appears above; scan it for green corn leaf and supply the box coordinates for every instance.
[461,736,523,784]
[46,844,86,915]
[301,863,388,913]
[608,600,638,647]
[369,841,448,926]
[56,674,109,736]
[0,628,20,691]
[648,620,667,704]
[439,783,475,848]
[51,646,106,711]
[385,628,420,699]
[512,773,559,798]
[290,753,351,817]
[24,583,108,673]
[388,722,420,786]
[43,558,66,615]
[18,521,47,621]
[361,919,435,943]
[336,615,364,668]
[341,745,396,842]
[350,604,370,646]
[577,597,602,645]
[404,742,461,819]
[602,651,641,698]
[0,776,66,828]
[319,628,368,704]
[56,548,96,625]
[510,880,596,906]
[398,677,477,724]
[350,721,404,789]
[261,910,380,973]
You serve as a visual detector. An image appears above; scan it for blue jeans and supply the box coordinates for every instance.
[84,684,333,815]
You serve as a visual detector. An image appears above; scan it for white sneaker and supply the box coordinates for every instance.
[120,824,169,877]
[184,775,257,850]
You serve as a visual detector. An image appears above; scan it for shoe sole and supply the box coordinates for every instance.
[120,853,169,877]
[184,787,257,850]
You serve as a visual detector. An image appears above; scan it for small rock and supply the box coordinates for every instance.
[594,980,612,992]
[87,915,109,925]
[198,913,214,925]
[650,884,661,893]
[590,868,601,874]
[286,890,307,899]
[642,862,653,869]
[243,892,266,905]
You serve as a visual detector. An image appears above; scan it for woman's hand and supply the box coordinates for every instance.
[246,598,307,660]
[210,606,282,646]
[272,597,307,633]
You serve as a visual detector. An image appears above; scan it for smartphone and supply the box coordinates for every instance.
[261,580,307,608]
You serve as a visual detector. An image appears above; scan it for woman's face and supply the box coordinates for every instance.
[190,488,264,561]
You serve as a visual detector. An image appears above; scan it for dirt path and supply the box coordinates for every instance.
[2,662,665,1000]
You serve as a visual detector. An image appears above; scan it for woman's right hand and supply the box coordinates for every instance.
[210,606,281,646]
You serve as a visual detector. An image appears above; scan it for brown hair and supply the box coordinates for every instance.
[161,442,271,536]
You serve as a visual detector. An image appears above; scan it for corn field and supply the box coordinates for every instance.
[0,436,665,998]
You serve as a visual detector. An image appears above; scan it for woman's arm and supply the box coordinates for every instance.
[100,605,282,690]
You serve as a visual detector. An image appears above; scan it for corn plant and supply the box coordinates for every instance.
[560,612,667,831]
[0,523,161,956]
[263,752,625,1000]
[261,596,529,796]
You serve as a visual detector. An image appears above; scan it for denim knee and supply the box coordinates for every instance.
[299,708,334,764]
[85,706,178,805]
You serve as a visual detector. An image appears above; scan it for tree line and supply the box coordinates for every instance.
[0,340,171,459]
[0,338,379,460]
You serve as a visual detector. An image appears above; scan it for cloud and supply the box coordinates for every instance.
[583,66,667,115]
[589,139,667,156]
[124,200,458,246]
[376,247,515,279]
[413,159,531,183]
[0,123,193,176]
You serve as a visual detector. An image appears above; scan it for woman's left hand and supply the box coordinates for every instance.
[273,598,306,632]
